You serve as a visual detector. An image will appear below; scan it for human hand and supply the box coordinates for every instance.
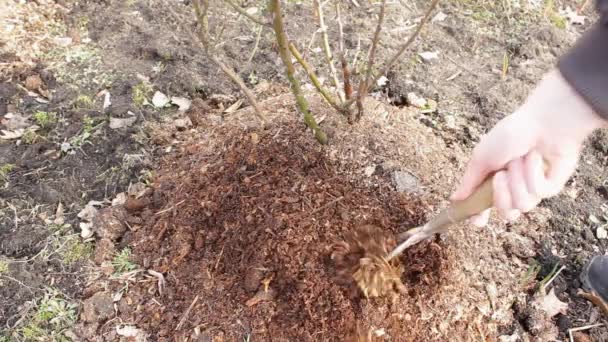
[451,69,605,226]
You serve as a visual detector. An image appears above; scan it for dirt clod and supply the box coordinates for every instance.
[94,238,116,264]
[81,291,114,323]
[93,206,127,241]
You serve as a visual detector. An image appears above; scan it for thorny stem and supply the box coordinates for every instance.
[289,42,343,113]
[224,0,270,26]
[269,0,328,144]
[314,0,344,102]
[190,0,267,123]
[354,0,386,123]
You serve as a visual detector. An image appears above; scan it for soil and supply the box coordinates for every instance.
[106,121,451,341]
[2,0,608,341]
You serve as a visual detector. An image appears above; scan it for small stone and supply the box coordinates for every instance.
[93,207,127,241]
[171,96,191,112]
[393,170,420,194]
[81,292,114,323]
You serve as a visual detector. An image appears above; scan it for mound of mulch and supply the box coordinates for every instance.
[116,121,448,340]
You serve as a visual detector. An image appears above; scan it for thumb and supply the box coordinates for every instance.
[450,158,492,201]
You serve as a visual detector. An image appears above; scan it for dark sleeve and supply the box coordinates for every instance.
[558,0,608,119]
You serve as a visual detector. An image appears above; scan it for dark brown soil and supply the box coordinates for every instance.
[110,122,448,341]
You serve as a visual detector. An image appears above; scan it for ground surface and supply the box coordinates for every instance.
[1,0,608,341]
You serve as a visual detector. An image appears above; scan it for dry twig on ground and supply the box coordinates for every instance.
[224,0,270,26]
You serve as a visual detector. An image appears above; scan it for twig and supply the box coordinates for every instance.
[288,42,342,112]
[568,323,604,342]
[311,196,344,214]
[224,0,270,26]
[336,2,345,54]
[175,295,200,331]
[372,0,440,87]
[187,0,267,123]
[313,0,344,102]
[248,25,264,63]
[155,199,186,216]
[542,264,565,293]
[147,270,166,296]
[269,0,328,144]
[354,0,387,122]
[578,289,608,317]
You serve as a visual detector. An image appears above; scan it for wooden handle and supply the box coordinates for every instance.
[448,175,495,223]
[448,159,549,223]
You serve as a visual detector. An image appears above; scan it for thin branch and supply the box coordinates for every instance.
[175,295,199,331]
[185,0,267,123]
[270,0,328,144]
[336,2,344,54]
[313,0,344,102]
[340,55,353,100]
[248,25,264,63]
[354,0,386,122]
[224,0,270,26]
[289,42,342,112]
[372,0,440,87]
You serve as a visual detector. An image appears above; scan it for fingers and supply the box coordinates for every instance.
[508,158,539,212]
[493,170,518,219]
[470,209,490,227]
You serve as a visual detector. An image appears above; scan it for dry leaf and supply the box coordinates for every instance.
[116,325,140,337]
[535,289,568,318]
[109,117,137,129]
[80,222,94,239]
[223,99,243,114]
[152,91,170,108]
[25,74,43,91]
[171,96,192,112]
[1,113,31,130]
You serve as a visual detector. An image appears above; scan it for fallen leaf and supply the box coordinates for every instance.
[80,222,94,239]
[53,203,65,225]
[116,325,140,337]
[78,202,99,222]
[109,117,137,129]
[376,76,389,87]
[597,226,607,239]
[171,96,191,112]
[112,193,127,206]
[418,51,439,62]
[432,11,447,22]
[0,129,25,140]
[152,91,170,108]
[1,113,31,130]
[223,99,243,114]
[406,92,427,109]
[535,288,568,318]
[562,6,586,25]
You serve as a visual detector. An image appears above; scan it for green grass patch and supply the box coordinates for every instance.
[112,248,138,274]
[33,111,58,128]
[59,236,94,264]
[0,164,15,186]
[18,291,77,341]
[0,259,8,274]
[132,82,153,107]
[74,94,95,109]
